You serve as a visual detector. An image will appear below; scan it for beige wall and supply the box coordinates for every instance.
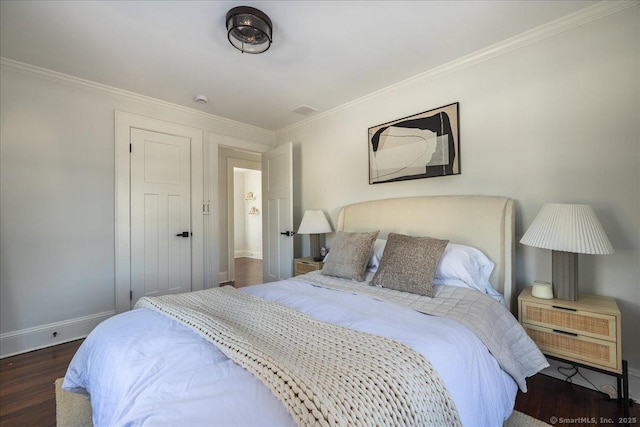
[277,6,640,387]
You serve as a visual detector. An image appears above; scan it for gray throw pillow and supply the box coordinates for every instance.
[370,233,449,297]
[321,231,379,281]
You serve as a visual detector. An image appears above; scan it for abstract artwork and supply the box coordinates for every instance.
[368,102,460,184]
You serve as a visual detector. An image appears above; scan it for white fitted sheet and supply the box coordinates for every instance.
[64,278,518,427]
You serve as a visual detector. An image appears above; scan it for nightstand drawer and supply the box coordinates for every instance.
[296,263,318,275]
[294,258,323,276]
[521,300,616,342]
[523,324,619,372]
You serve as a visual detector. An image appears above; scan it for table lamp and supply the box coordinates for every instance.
[298,210,332,261]
[520,203,614,301]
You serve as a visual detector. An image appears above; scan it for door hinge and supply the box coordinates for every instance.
[129,143,132,153]
[203,201,210,215]
[130,290,133,301]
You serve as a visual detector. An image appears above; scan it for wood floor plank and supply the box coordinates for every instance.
[234,257,263,288]
[515,373,637,426]
[0,339,82,427]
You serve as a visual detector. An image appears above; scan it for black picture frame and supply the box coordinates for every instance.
[368,102,460,184]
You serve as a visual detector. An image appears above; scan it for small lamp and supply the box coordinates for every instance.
[226,6,273,54]
[520,203,614,301]
[298,210,332,261]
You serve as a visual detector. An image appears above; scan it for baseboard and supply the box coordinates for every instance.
[219,271,229,284]
[234,251,262,259]
[541,359,639,402]
[0,310,114,358]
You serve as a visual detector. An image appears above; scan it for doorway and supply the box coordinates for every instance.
[232,167,263,287]
[220,147,262,286]
[217,143,294,288]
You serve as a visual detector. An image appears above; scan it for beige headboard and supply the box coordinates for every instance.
[336,195,516,311]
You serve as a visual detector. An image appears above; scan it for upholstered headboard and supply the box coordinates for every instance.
[336,196,516,311]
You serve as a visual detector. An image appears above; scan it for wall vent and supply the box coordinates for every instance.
[292,105,319,116]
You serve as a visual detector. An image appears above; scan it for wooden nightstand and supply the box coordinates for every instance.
[294,257,323,276]
[518,287,630,418]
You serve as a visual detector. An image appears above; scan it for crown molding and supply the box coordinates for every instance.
[0,57,275,140]
[276,0,638,135]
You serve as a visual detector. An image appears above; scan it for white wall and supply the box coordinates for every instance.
[244,170,263,258]
[0,61,274,356]
[277,5,640,396]
[234,170,248,256]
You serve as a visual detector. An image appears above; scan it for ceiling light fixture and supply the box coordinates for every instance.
[194,95,209,104]
[226,6,272,54]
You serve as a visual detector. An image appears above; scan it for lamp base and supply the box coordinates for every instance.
[309,234,321,260]
[552,250,578,301]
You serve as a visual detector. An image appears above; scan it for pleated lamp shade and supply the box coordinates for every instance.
[520,204,614,255]
[520,203,613,301]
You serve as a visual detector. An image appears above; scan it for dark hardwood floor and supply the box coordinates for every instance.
[0,339,83,427]
[516,373,637,426]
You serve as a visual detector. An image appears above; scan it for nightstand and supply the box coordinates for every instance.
[518,287,629,419]
[294,257,323,276]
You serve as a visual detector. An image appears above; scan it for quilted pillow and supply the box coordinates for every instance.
[370,233,448,297]
[321,231,379,281]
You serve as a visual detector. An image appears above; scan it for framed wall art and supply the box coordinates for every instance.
[368,102,460,184]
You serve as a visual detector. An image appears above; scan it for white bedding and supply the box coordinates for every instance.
[64,277,519,427]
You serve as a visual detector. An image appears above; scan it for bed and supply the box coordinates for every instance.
[63,195,548,427]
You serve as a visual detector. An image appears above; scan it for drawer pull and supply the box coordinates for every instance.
[552,305,577,312]
[553,329,578,337]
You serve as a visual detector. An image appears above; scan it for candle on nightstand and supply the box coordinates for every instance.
[532,281,553,299]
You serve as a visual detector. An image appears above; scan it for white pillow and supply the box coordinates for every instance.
[434,243,494,293]
[367,240,495,292]
[366,238,387,272]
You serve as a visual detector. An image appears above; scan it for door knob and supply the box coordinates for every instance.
[176,231,190,238]
[279,231,295,237]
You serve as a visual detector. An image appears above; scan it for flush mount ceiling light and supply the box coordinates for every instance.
[226,6,273,54]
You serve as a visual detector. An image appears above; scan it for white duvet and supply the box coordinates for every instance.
[64,278,518,427]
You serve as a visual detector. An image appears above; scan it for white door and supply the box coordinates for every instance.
[262,142,293,282]
[130,128,192,305]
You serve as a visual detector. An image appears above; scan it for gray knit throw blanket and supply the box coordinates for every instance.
[135,287,461,427]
